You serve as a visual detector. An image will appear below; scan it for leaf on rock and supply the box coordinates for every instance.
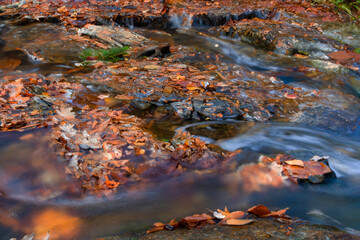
[283,161,333,184]
[179,213,215,229]
[147,222,166,234]
[248,205,289,219]
[57,106,76,120]
[284,160,304,167]
[220,218,254,226]
[223,211,246,221]
[247,205,271,217]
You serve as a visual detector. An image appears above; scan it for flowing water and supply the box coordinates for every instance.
[1,19,360,239]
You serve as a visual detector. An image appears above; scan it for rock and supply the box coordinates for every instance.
[0,49,34,65]
[103,219,360,240]
[294,106,360,135]
[171,101,193,119]
[215,19,339,60]
[78,24,149,48]
[134,44,171,59]
[192,99,242,120]
[79,143,90,150]
[131,100,153,110]
[0,39,5,50]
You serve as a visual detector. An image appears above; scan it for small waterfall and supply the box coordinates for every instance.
[124,17,134,29]
[168,12,193,29]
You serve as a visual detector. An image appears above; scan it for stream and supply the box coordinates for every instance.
[0,15,360,239]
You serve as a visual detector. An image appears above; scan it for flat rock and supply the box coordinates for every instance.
[78,24,149,48]
[102,219,360,240]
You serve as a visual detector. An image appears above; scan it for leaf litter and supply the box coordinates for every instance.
[147,205,290,234]
[0,1,352,237]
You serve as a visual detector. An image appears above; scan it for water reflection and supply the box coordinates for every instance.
[0,123,360,239]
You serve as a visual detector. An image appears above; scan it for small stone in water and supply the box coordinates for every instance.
[79,143,91,150]
[308,175,325,184]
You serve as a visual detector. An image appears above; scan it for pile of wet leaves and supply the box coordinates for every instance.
[147,204,291,233]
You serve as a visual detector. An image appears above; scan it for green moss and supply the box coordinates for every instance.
[355,48,360,53]
[80,46,129,63]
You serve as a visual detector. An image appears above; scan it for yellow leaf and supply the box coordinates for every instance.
[285,160,304,167]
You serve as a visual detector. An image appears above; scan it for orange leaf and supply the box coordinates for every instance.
[285,160,304,167]
[247,205,271,217]
[223,211,246,220]
[268,208,290,218]
[221,218,254,226]
[284,92,297,99]
[147,222,166,234]
[179,213,215,229]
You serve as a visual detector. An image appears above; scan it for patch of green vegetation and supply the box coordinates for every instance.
[80,46,129,63]
[312,0,360,17]
[355,48,360,53]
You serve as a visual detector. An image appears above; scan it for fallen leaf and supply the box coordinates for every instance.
[247,205,271,217]
[220,218,254,226]
[147,222,166,234]
[57,106,76,120]
[248,205,290,219]
[179,213,215,229]
[284,92,297,99]
[328,51,352,62]
[285,160,304,167]
[223,211,246,220]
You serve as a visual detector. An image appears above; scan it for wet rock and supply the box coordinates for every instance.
[171,101,193,119]
[28,96,54,113]
[322,22,360,49]
[131,100,153,110]
[113,15,166,28]
[11,15,60,25]
[0,39,5,50]
[294,106,360,135]
[216,19,340,60]
[2,23,84,63]
[104,219,360,240]
[79,143,91,150]
[78,24,149,48]
[134,44,171,59]
[245,110,271,122]
[0,49,34,65]
[186,9,277,28]
[192,99,242,120]
[0,23,10,35]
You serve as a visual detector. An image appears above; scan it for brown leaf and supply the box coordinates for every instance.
[328,51,352,62]
[247,205,271,217]
[267,208,289,218]
[220,218,254,226]
[283,161,332,183]
[179,213,215,229]
[248,205,290,219]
